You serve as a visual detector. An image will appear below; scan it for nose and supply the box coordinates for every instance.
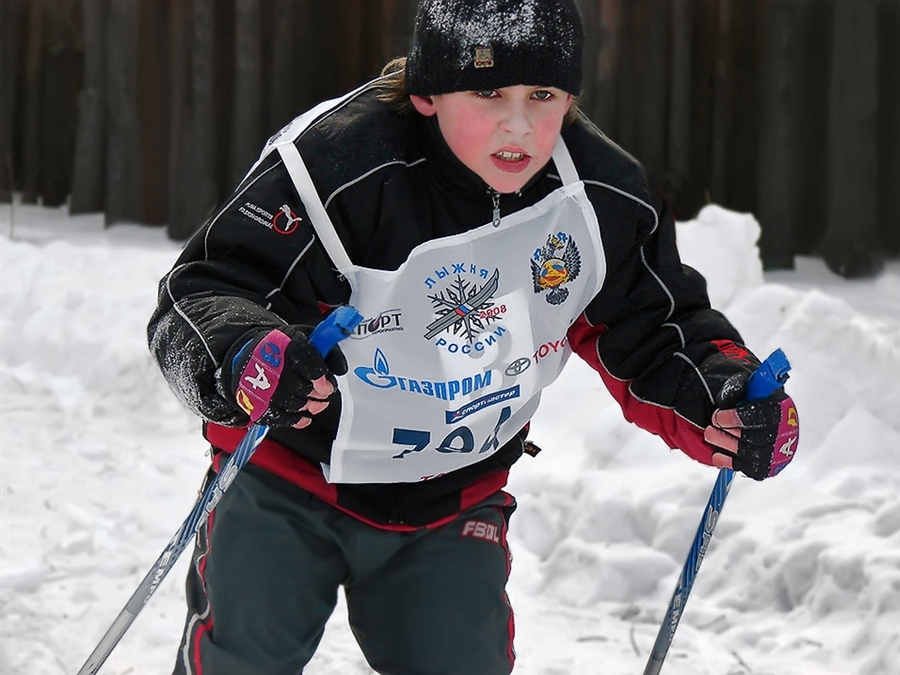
[499,100,532,137]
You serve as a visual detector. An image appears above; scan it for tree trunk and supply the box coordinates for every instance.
[70,0,107,214]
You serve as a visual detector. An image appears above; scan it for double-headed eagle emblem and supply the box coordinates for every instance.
[531,232,581,305]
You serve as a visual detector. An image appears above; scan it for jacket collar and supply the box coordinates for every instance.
[418,114,549,203]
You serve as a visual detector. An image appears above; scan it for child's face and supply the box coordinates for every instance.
[411,85,573,194]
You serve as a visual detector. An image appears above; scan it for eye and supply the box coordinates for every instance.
[474,90,499,99]
[531,90,555,101]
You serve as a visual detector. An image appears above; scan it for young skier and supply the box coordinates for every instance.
[148,0,800,672]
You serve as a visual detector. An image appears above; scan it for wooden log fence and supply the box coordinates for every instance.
[0,0,897,275]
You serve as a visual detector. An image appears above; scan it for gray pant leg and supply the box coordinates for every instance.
[173,466,350,675]
[346,493,517,675]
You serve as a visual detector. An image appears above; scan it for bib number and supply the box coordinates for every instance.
[391,406,512,459]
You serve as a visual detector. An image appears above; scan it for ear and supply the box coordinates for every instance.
[410,94,438,117]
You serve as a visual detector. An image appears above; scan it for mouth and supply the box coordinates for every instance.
[491,149,531,173]
[494,151,527,161]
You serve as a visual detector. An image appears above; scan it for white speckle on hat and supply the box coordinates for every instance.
[426,0,548,69]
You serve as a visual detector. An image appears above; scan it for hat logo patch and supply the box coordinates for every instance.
[473,46,494,69]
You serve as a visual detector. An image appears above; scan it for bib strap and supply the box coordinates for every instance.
[551,137,580,185]
[276,142,353,272]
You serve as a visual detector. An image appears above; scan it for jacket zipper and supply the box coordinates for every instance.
[491,190,501,228]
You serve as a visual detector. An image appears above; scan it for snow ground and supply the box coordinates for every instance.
[1,201,898,675]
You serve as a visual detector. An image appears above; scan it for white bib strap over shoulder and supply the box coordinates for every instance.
[551,136,580,185]
[276,142,353,272]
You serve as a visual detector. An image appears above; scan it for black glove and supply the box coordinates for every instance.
[224,325,347,428]
[704,370,800,480]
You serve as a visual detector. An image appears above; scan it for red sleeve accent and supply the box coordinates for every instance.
[566,315,715,466]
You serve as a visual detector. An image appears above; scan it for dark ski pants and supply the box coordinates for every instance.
[172,464,517,675]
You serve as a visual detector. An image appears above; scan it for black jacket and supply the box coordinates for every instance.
[148,79,752,526]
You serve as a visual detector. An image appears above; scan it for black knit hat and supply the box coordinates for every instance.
[406,0,584,96]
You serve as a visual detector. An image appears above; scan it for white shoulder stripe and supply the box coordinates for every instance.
[582,179,659,234]
[674,351,716,405]
[265,235,318,300]
[583,178,674,321]
[324,158,427,210]
[165,264,221,368]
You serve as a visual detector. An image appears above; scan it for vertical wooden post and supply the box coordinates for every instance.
[575,0,601,132]
[37,0,81,207]
[710,0,759,213]
[591,0,622,138]
[229,0,263,190]
[71,0,107,214]
[756,0,799,269]
[616,0,638,153]
[667,0,695,219]
[380,0,418,63]
[789,0,831,255]
[731,0,762,214]
[21,0,44,204]
[636,0,670,183]
[167,0,217,240]
[0,0,27,201]
[137,0,171,225]
[820,0,881,277]
[267,0,301,136]
[687,0,719,214]
[710,0,733,206]
[877,0,900,255]
[213,0,234,198]
[106,0,142,225]
[335,0,365,93]
[183,0,217,239]
[167,0,189,238]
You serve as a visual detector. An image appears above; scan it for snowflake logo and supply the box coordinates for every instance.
[423,269,501,343]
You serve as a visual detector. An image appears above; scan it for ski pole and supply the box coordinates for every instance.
[76,306,362,675]
[643,349,791,675]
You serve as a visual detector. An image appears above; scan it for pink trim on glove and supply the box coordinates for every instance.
[769,399,799,476]
[234,329,292,422]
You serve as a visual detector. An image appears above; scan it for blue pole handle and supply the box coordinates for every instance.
[744,348,791,401]
[309,306,363,356]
